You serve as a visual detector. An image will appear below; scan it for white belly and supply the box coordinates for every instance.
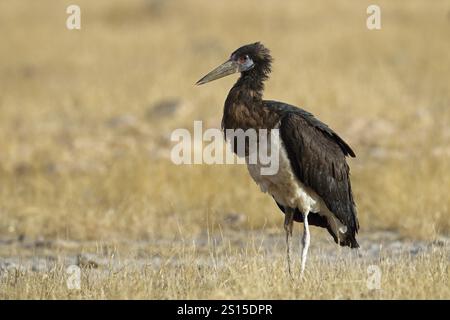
[246,138,348,236]
[246,139,323,214]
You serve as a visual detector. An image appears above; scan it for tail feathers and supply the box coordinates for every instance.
[325,224,359,248]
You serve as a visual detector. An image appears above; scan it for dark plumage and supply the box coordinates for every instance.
[277,104,359,248]
[197,42,359,274]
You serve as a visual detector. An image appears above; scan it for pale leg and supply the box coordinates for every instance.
[300,211,310,276]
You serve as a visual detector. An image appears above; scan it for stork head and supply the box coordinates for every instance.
[196,42,272,85]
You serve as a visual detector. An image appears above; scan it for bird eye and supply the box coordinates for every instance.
[238,55,248,63]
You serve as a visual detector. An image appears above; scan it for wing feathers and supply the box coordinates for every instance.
[277,108,359,242]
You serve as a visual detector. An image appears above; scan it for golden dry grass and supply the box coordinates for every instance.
[0,0,449,299]
[1,246,448,300]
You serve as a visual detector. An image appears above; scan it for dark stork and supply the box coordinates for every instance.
[196,42,359,275]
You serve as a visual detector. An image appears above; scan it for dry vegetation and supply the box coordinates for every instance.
[0,0,449,299]
[1,240,448,299]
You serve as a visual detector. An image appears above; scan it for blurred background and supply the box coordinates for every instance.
[1,0,449,243]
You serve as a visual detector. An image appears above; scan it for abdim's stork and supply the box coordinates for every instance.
[196,42,359,275]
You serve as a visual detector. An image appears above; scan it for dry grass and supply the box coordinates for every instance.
[0,236,448,299]
[0,0,449,299]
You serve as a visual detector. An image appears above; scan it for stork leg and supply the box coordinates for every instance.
[283,207,294,276]
[300,211,310,277]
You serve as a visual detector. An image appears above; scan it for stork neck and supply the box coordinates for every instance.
[233,68,268,101]
[223,67,270,130]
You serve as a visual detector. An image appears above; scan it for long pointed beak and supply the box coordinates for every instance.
[196,60,239,85]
